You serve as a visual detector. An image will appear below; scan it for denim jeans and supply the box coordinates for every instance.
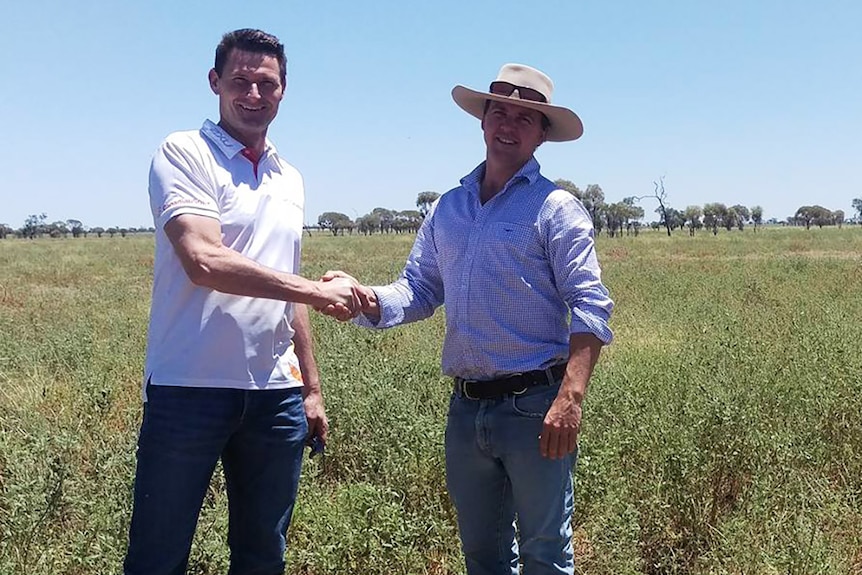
[445,381,576,575]
[124,384,308,575]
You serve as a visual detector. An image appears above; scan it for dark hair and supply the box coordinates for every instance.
[214,29,287,86]
[483,99,551,131]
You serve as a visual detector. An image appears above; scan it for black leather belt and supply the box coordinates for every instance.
[453,363,566,400]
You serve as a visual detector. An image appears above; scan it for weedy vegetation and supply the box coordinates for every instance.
[1,228,861,574]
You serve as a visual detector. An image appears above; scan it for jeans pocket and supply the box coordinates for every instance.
[511,386,556,418]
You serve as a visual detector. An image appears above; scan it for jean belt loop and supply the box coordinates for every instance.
[546,363,561,386]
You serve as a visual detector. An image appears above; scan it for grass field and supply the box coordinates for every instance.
[1,227,861,574]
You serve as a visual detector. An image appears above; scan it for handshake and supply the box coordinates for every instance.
[312,270,379,322]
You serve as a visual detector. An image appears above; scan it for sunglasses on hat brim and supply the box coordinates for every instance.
[488,81,548,104]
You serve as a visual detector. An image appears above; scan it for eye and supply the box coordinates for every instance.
[232,77,250,89]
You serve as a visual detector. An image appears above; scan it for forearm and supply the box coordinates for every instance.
[291,304,322,398]
[559,333,603,404]
[182,242,326,306]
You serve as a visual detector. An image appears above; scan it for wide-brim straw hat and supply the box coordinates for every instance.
[451,63,583,142]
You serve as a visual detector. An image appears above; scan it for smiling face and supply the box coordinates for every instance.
[481,100,548,170]
[208,48,284,149]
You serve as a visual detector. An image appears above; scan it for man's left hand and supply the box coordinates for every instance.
[303,390,329,451]
[539,394,581,460]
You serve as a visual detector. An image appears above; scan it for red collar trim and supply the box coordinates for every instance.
[240,147,262,178]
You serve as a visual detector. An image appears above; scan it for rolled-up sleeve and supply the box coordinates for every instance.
[541,191,614,344]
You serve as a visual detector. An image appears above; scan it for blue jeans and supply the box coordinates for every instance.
[445,382,576,575]
[124,384,308,575]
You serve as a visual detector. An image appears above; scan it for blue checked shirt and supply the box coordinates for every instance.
[361,157,613,380]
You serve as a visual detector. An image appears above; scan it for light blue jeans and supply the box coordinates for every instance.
[124,383,308,575]
[445,381,576,575]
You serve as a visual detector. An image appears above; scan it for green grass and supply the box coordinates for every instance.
[1,227,861,574]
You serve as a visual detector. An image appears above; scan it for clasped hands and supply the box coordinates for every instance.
[313,270,379,321]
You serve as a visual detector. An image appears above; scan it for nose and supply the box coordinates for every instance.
[247,83,262,98]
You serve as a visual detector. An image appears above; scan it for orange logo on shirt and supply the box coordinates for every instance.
[289,363,304,382]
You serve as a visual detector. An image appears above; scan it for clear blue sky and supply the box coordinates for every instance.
[1,0,859,228]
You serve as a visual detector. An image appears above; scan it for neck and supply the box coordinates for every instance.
[479,156,529,204]
[218,120,267,156]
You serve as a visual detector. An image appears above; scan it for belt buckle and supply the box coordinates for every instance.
[458,378,479,400]
[509,372,528,395]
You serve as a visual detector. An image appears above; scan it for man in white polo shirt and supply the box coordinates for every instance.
[123,29,356,575]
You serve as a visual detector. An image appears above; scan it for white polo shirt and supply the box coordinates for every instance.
[144,120,306,394]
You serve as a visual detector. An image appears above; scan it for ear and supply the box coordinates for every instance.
[538,125,549,148]
[208,69,220,95]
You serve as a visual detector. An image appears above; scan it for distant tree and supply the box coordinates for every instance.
[394,210,423,233]
[107,227,119,238]
[371,207,396,234]
[355,213,381,235]
[604,201,642,238]
[582,184,607,233]
[683,205,703,236]
[48,221,69,238]
[703,203,727,235]
[833,210,845,229]
[731,205,750,231]
[318,212,353,236]
[721,206,737,231]
[0,223,11,239]
[656,206,684,232]
[852,198,862,222]
[631,177,673,236]
[22,213,48,239]
[604,203,626,238]
[91,226,105,238]
[794,205,832,230]
[66,219,85,238]
[750,206,764,232]
[416,191,440,217]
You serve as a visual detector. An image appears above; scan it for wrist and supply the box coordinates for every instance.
[302,383,323,399]
[557,379,585,405]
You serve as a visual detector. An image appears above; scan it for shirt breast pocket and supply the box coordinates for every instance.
[485,222,544,265]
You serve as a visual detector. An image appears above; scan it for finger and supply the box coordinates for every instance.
[356,286,376,312]
[318,417,329,443]
[554,428,571,459]
[321,270,357,283]
[317,304,337,317]
[546,426,562,460]
[566,429,578,455]
[539,423,550,458]
[307,419,323,442]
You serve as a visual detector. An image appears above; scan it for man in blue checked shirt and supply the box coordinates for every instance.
[320,63,613,575]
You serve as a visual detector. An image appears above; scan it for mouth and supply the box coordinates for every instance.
[496,135,518,145]
[238,103,266,112]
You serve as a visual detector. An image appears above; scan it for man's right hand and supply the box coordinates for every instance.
[314,276,361,318]
[316,270,379,322]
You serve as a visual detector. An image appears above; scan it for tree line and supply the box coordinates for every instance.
[314,191,440,236]
[554,180,862,237]
[5,194,861,241]
[0,213,155,240]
